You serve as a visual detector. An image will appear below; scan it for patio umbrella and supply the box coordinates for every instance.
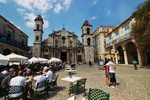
[0,54,10,65]
[6,53,28,62]
[48,57,61,63]
[28,57,39,64]
[38,58,49,63]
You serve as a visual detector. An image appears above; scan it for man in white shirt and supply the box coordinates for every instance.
[43,67,53,83]
[33,71,47,91]
[106,59,117,88]
[9,71,26,98]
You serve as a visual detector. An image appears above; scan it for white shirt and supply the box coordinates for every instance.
[34,75,47,91]
[9,76,26,98]
[2,70,9,76]
[46,70,53,82]
[106,61,115,73]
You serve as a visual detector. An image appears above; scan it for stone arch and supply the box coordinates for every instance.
[14,50,19,54]
[126,42,138,64]
[87,28,90,34]
[36,36,39,41]
[3,48,12,55]
[117,46,125,64]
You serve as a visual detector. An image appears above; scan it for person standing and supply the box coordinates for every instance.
[103,63,110,88]
[132,59,138,70]
[106,59,117,88]
[89,61,92,67]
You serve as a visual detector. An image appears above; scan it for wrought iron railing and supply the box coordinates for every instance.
[105,32,132,48]
[0,34,29,50]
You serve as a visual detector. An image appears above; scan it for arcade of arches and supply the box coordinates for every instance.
[108,42,150,65]
[0,43,28,56]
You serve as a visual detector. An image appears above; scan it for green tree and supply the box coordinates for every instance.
[131,0,150,52]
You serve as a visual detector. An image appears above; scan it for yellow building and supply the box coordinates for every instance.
[93,16,150,65]
[93,26,115,62]
[0,15,29,57]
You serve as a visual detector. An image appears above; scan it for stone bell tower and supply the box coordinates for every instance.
[81,20,94,63]
[33,15,44,57]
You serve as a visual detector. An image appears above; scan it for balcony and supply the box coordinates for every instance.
[0,34,29,50]
[105,32,132,48]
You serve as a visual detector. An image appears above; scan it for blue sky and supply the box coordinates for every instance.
[0,0,147,46]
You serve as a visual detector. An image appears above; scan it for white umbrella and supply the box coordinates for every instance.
[48,57,62,63]
[6,53,28,62]
[38,58,49,63]
[28,57,39,64]
[0,54,10,65]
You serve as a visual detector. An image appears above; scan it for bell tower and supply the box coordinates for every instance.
[81,20,94,63]
[33,15,44,57]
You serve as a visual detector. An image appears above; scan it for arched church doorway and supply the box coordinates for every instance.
[61,52,67,62]
[3,48,11,55]
[126,42,138,64]
[117,46,124,64]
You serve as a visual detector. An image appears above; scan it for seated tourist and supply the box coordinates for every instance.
[2,68,9,77]
[9,71,26,98]
[23,69,33,80]
[33,71,47,91]
[1,71,17,89]
[43,67,53,83]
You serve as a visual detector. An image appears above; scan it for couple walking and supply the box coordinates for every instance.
[104,59,117,88]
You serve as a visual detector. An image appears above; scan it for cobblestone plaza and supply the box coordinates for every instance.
[36,64,150,100]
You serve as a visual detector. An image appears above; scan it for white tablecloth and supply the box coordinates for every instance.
[61,76,82,82]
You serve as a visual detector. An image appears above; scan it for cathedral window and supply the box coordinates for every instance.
[87,28,90,34]
[36,36,39,41]
[87,38,91,45]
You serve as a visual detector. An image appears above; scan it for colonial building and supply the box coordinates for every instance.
[0,15,29,57]
[33,15,95,63]
[93,26,115,62]
[104,17,150,65]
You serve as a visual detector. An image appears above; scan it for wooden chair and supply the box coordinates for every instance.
[86,88,110,100]
[6,86,25,100]
[69,78,87,96]
[32,80,47,99]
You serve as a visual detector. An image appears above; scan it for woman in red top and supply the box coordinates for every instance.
[104,63,110,88]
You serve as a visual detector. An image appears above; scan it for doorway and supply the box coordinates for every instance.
[61,52,67,62]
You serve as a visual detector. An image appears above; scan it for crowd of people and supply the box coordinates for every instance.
[0,62,64,99]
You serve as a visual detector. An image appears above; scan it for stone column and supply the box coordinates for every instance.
[123,48,128,64]
[115,52,118,64]
[137,48,143,66]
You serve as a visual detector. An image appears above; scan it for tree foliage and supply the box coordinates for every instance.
[131,0,150,49]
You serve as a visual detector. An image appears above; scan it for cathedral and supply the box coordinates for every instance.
[33,15,94,63]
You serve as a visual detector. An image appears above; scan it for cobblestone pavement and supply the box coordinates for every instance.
[47,64,150,100]
[1,64,150,100]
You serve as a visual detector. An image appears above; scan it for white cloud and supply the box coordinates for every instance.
[93,0,98,5]
[54,3,63,14]
[0,0,7,3]
[12,0,72,28]
[91,16,97,20]
[63,0,72,10]
[106,10,111,15]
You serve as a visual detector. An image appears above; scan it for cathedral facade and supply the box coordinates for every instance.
[33,15,94,63]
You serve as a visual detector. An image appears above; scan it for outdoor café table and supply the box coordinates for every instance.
[61,76,82,82]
